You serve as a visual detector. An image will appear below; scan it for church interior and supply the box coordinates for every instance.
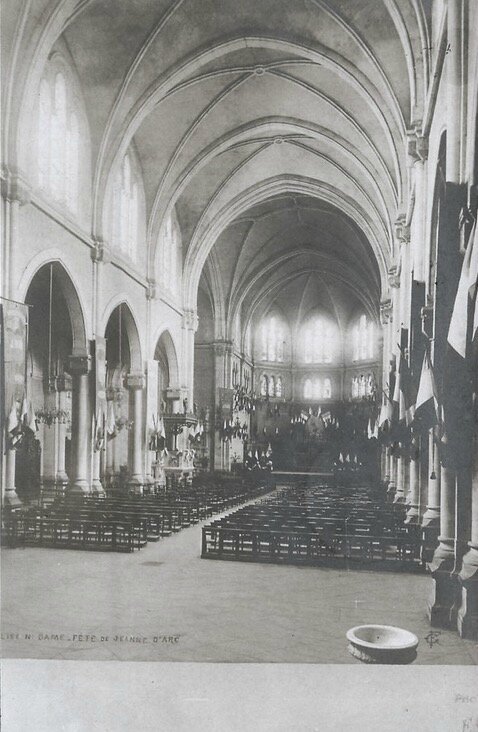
[1,0,478,665]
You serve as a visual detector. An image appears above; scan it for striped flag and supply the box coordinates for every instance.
[448,218,478,357]
[413,349,440,431]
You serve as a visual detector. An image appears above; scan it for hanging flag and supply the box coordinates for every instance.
[338,452,344,463]
[106,400,116,436]
[448,218,478,358]
[413,349,440,431]
[367,418,373,439]
[394,346,415,426]
[7,398,19,435]
[24,399,38,433]
[345,453,350,463]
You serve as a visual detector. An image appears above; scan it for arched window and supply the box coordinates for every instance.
[312,378,322,399]
[37,69,82,214]
[304,378,312,399]
[268,375,275,397]
[302,317,337,363]
[275,376,283,398]
[352,314,375,360]
[260,374,268,396]
[112,151,140,261]
[260,316,284,362]
[323,378,332,399]
[159,212,181,295]
[351,376,359,398]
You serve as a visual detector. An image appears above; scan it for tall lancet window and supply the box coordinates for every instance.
[352,314,375,360]
[37,68,82,214]
[112,151,140,261]
[302,316,337,363]
[260,315,284,362]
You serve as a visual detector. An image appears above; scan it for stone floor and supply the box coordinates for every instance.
[2,502,478,665]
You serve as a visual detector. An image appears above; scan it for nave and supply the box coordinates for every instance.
[2,481,477,665]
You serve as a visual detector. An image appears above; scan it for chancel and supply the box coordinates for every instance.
[1,0,477,665]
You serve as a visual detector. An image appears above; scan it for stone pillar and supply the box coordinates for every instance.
[56,376,71,490]
[422,429,441,526]
[3,444,21,506]
[212,340,232,470]
[458,437,478,639]
[181,309,198,404]
[66,355,92,493]
[428,465,457,627]
[126,372,145,494]
[446,0,464,186]
[40,389,59,491]
[393,454,406,503]
[388,454,397,501]
[406,438,421,523]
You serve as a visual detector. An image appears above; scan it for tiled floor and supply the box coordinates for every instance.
[2,503,478,665]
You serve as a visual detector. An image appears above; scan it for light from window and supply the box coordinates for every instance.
[260,316,284,362]
[160,213,180,294]
[351,372,374,398]
[352,314,374,360]
[267,375,275,397]
[303,377,332,400]
[260,374,268,396]
[37,70,80,214]
[112,152,140,261]
[275,376,283,398]
[303,317,337,363]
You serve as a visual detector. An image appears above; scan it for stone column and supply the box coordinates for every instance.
[55,376,71,490]
[3,444,21,506]
[66,355,92,493]
[406,438,421,523]
[40,389,60,492]
[387,454,397,501]
[126,372,145,494]
[212,340,232,470]
[458,432,478,639]
[428,465,457,627]
[393,455,406,503]
[422,429,441,526]
[181,309,198,405]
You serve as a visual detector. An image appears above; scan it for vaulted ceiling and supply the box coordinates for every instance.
[4,0,433,327]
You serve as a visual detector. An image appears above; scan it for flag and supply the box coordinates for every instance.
[413,349,440,431]
[24,399,38,433]
[448,218,478,357]
[394,347,415,426]
[7,398,19,435]
[338,452,344,463]
[367,418,373,439]
[106,400,116,436]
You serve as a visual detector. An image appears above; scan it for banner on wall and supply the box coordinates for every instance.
[0,299,29,438]
[219,388,234,420]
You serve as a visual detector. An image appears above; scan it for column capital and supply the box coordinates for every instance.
[213,340,233,357]
[90,238,112,264]
[66,354,91,375]
[125,371,145,390]
[406,128,428,163]
[1,166,31,205]
[55,373,73,392]
[146,278,157,300]
[182,309,198,332]
[394,215,410,245]
[380,298,393,325]
[388,265,400,289]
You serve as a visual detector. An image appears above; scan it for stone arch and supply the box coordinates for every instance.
[151,329,180,389]
[19,257,88,357]
[101,298,142,372]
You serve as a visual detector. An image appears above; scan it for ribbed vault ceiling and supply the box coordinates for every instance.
[6,0,433,323]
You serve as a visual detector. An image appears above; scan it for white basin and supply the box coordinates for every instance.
[346,624,418,664]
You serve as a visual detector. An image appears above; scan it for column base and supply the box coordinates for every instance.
[427,540,459,628]
[4,489,22,508]
[405,505,420,524]
[457,546,478,640]
[421,507,440,528]
[128,476,145,495]
[68,479,92,495]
